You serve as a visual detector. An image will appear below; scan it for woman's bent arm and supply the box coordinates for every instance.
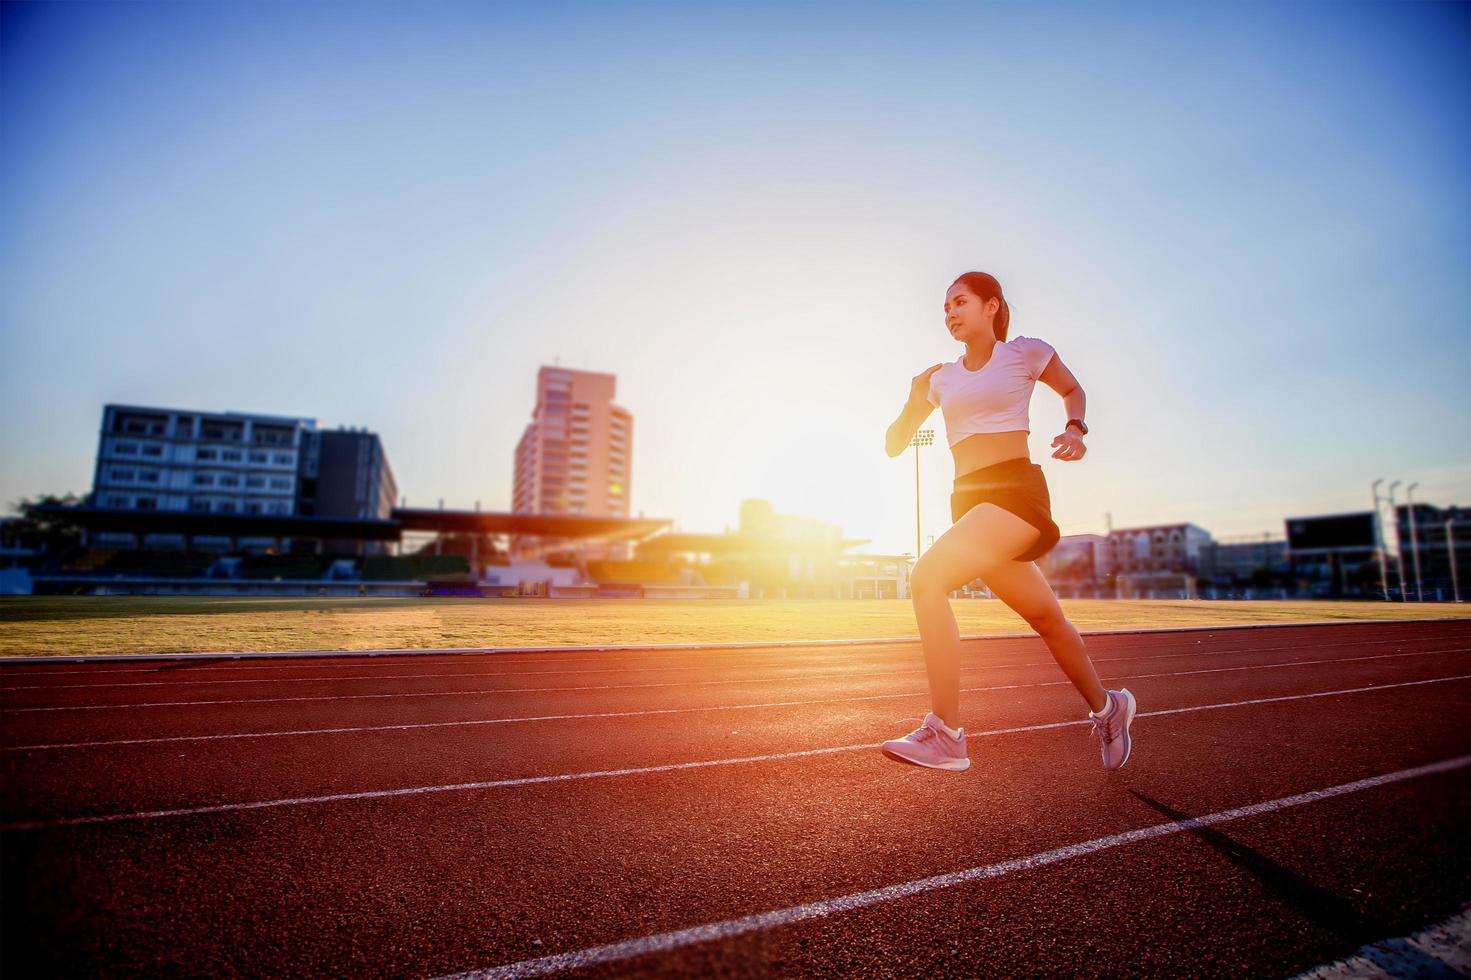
[1061,386,1086,425]
[885,396,931,457]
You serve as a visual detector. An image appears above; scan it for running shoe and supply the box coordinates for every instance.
[1087,688,1137,771]
[881,712,970,771]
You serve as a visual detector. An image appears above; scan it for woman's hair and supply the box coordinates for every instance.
[950,271,1010,342]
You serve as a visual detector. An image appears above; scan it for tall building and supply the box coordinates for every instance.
[512,366,633,559]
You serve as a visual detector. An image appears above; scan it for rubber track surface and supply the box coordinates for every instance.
[2,620,1468,977]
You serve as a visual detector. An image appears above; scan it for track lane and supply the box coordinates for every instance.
[0,646,1466,826]
[1,622,1464,731]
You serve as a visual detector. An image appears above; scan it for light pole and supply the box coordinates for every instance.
[1446,509,1461,603]
[1388,481,1405,601]
[910,428,935,560]
[1406,483,1424,602]
[1372,478,1389,600]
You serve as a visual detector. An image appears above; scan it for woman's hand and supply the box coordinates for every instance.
[909,363,943,404]
[1051,429,1087,461]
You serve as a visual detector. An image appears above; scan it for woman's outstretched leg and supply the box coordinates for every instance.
[980,557,1107,713]
[906,503,1045,728]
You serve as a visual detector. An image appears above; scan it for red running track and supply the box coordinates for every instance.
[1,619,1468,977]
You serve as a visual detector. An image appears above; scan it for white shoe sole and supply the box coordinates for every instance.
[881,744,971,771]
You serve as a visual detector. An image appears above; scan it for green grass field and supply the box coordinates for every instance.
[0,597,1466,658]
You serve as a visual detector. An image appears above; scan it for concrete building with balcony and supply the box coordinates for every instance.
[90,404,313,551]
[1104,522,1213,576]
[88,404,397,555]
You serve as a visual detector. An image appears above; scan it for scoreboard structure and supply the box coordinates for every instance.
[1285,513,1378,554]
[1284,510,1386,598]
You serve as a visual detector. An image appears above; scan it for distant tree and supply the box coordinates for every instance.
[3,493,86,554]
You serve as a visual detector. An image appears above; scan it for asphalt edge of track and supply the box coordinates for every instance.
[1,616,1467,665]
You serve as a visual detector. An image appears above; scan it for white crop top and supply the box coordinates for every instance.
[926,335,1057,448]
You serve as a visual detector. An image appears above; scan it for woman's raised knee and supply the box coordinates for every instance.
[908,562,946,597]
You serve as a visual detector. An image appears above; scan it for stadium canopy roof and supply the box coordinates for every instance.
[27,504,671,543]
[634,532,871,556]
[393,508,669,540]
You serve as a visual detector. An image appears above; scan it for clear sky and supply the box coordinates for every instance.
[2,0,1467,556]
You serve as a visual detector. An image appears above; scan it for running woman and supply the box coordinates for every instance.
[880,271,1135,772]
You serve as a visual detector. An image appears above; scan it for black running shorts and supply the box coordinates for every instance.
[950,456,1062,562]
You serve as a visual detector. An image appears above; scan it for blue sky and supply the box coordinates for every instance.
[2,0,1467,555]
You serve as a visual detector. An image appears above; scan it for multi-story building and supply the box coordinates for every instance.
[1390,502,1468,602]
[1198,538,1290,583]
[512,367,634,559]
[89,404,396,554]
[1104,522,1213,577]
[297,426,399,555]
[90,404,313,550]
[1037,533,1108,584]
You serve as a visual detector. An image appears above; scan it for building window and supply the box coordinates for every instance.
[269,478,291,490]
[196,448,218,461]
[220,475,239,487]
[195,474,215,487]
[141,444,163,457]
[249,451,268,463]
[137,471,160,484]
[222,450,243,462]
[273,453,293,465]
[246,477,266,488]
[106,494,130,508]
[135,497,158,510]
[114,442,140,455]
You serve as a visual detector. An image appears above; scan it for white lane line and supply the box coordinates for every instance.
[2,673,1467,832]
[4,648,1463,752]
[6,645,1467,715]
[7,620,1462,675]
[435,753,1471,980]
[0,634,1427,691]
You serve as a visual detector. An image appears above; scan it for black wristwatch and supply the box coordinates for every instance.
[1066,418,1088,435]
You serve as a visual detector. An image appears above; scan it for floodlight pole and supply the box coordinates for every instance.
[1446,512,1461,603]
[1372,479,1389,600]
[910,429,935,560]
[1406,483,1424,602]
[1388,481,1404,600]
